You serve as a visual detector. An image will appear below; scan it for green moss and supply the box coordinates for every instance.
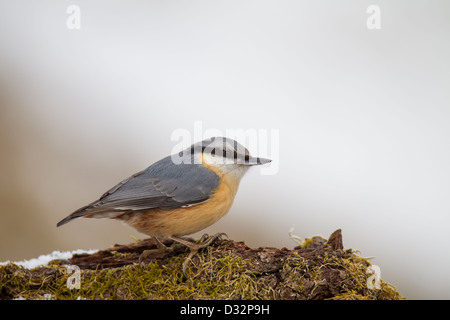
[329,290,372,300]
[0,247,257,300]
[0,241,403,300]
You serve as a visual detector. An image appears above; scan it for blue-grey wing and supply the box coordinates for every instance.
[96,156,220,210]
[57,156,220,226]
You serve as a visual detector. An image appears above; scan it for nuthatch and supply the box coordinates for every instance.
[57,137,271,275]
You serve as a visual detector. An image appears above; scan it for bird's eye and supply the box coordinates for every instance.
[233,151,238,159]
[211,149,216,156]
[222,149,227,157]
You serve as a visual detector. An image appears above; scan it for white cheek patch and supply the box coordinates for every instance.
[202,152,229,165]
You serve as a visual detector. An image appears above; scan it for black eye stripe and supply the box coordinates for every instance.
[201,144,243,160]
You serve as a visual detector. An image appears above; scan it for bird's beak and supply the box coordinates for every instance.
[245,156,272,166]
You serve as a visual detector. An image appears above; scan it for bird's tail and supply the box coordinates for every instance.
[56,204,92,227]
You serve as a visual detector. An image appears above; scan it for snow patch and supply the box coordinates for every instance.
[0,249,98,269]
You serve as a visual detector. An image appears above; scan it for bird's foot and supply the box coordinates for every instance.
[197,232,228,249]
[138,237,174,266]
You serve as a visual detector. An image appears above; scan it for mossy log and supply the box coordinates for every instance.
[0,230,403,300]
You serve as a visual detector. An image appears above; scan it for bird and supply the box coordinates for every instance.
[57,136,271,275]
